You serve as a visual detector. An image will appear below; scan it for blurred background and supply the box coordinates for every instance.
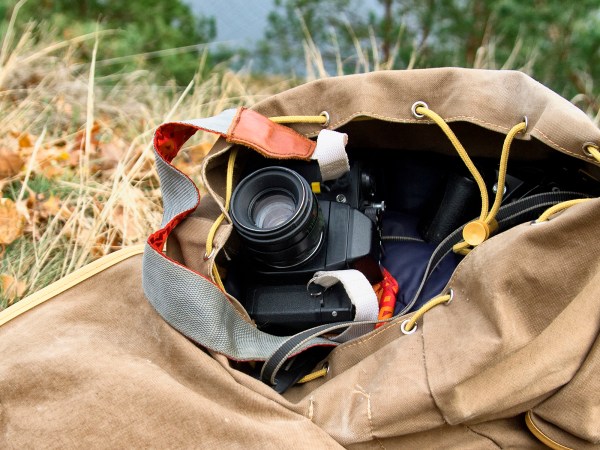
[0,0,599,306]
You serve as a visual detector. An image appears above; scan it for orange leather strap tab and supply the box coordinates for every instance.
[227,108,316,160]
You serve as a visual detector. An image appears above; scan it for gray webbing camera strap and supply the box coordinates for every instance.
[143,109,341,366]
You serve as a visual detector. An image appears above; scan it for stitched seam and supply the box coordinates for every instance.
[200,145,233,215]
[323,112,515,133]
[534,127,600,164]
[321,111,599,166]
[415,239,483,423]
[354,384,385,449]
[333,318,401,354]
[228,136,313,160]
[421,321,448,426]
[414,244,483,423]
[465,426,502,449]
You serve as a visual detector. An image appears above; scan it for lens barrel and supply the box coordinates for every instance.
[230,167,324,269]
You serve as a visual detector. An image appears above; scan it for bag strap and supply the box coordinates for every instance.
[144,108,341,364]
[144,108,361,375]
[153,107,316,164]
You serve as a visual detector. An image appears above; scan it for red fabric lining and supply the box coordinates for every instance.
[149,122,205,254]
[153,122,226,163]
[147,207,197,252]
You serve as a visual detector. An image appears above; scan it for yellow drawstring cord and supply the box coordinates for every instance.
[402,137,595,341]
[206,147,238,291]
[402,293,452,333]
[451,120,527,254]
[414,106,489,221]
[298,291,452,385]
[414,104,527,254]
[452,241,473,256]
[535,198,592,223]
[485,121,527,224]
[270,112,329,126]
[212,262,225,291]
[297,366,329,384]
[585,144,600,163]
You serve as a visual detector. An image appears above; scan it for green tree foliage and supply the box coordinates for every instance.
[259,0,600,99]
[257,0,372,74]
[0,0,221,83]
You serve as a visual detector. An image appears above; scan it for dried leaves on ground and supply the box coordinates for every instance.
[0,28,281,308]
[0,198,25,245]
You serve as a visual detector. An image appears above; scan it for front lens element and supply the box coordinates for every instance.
[251,192,296,229]
[230,166,324,268]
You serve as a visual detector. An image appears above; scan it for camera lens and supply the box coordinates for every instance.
[251,191,296,229]
[230,167,324,268]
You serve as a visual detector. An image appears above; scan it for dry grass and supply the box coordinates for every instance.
[0,14,293,307]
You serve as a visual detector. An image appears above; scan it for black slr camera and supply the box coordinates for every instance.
[228,162,383,335]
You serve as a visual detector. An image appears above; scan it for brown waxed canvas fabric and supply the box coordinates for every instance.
[1,69,600,449]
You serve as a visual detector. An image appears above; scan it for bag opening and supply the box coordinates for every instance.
[191,118,599,337]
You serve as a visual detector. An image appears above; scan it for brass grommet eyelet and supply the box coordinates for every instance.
[319,111,330,127]
[521,116,529,134]
[400,319,417,335]
[411,101,429,119]
[582,142,599,157]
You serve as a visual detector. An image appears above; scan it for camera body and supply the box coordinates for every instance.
[229,162,383,334]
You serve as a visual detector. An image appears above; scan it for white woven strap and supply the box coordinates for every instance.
[308,269,378,342]
[311,129,350,181]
